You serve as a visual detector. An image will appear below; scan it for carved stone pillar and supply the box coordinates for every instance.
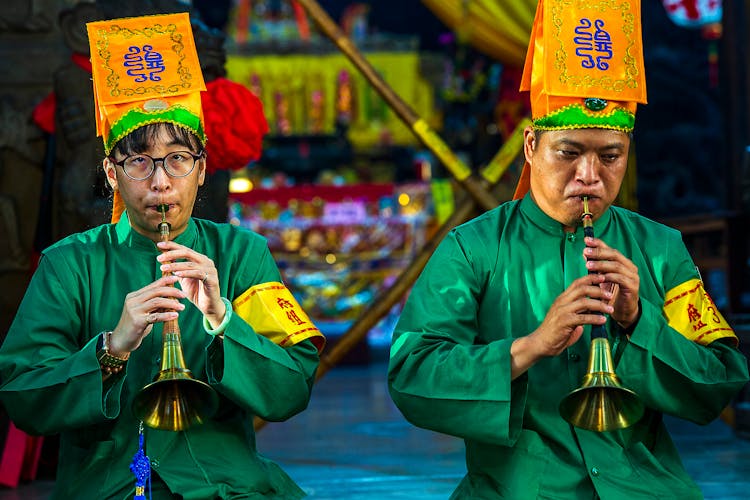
[0,0,68,338]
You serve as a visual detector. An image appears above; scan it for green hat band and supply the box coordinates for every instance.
[105,105,207,155]
[533,103,635,132]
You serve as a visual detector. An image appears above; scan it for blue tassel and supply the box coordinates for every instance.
[130,422,151,500]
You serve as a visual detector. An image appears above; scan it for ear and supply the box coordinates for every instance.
[196,156,206,187]
[522,126,536,165]
[103,157,118,191]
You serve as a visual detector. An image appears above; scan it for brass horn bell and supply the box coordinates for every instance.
[559,337,645,432]
[132,322,219,431]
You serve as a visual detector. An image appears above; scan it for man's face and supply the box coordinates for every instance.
[103,126,205,241]
[523,126,631,227]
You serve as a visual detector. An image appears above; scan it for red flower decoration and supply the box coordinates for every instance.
[201,77,270,174]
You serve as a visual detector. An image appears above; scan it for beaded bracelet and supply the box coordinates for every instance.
[96,331,130,375]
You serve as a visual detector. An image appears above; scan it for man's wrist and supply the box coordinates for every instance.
[510,335,542,380]
[616,301,642,336]
[203,297,232,337]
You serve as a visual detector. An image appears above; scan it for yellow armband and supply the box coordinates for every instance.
[233,282,325,353]
[663,279,737,347]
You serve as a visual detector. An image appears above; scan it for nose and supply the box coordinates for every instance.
[576,154,600,185]
[150,160,171,192]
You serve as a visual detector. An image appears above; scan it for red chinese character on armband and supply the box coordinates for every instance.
[286,310,306,326]
[692,319,707,331]
[276,297,293,309]
[686,303,700,322]
[686,303,707,331]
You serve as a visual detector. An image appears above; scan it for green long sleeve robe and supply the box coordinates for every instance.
[0,215,321,499]
[388,195,749,499]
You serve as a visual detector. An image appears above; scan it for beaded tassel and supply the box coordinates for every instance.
[130,421,151,500]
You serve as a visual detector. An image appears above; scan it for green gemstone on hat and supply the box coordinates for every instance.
[584,98,608,111]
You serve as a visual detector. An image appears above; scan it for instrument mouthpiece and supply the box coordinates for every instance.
[581,196,592,219]
[157,204,171,238]
[581,196,594,230]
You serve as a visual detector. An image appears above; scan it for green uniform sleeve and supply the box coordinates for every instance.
[0,255,118,435]
[204,240,320,422]
[616,233,749,424]
[388,231,526,446]
[617,298,749,423]
[206,331,319,422]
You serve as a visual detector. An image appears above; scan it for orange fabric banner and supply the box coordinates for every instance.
[87,12,206,143]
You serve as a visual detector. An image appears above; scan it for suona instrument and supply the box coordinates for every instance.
[558,197,644,431]
[132,204,219,431]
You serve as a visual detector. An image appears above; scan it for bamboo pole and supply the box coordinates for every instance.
[294,0,499,212]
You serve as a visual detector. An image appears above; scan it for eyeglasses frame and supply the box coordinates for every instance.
[110,150,205,181]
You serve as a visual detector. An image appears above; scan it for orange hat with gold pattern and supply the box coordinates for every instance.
[87,13,207,222]
[513,0,647,199]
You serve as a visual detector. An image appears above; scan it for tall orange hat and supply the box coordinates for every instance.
[86,13,207,222]
[513,0,648,199]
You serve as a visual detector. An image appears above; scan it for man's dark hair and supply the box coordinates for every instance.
[111,123,203,157]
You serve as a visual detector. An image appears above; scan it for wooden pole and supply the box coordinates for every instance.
[295,0,499,212]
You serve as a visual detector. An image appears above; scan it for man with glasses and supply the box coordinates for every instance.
[112,150,206,180]
[0,13,324,499]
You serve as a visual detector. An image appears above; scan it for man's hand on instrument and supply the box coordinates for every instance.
[511,274,614,379]
[582,236,641,330]
[156,241,226,328]
[532,273,614,356]
[110,275,186,355]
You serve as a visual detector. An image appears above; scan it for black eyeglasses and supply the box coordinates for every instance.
[111,151,204,180]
